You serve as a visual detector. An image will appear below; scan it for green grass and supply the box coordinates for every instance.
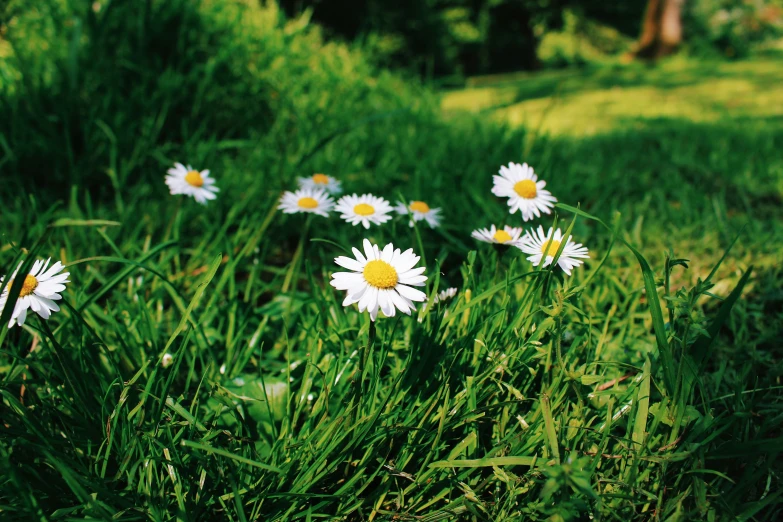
[2,3,783,521]
[443,53,783,136]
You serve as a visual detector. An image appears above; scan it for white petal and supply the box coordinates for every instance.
[393,250,420,273]
[379,290,395,318]
[395,284,427,302]
[351,247,367,264]
[335,256,364,272]
[15,305,27,327]
[342,284,367,306]
[331,272,364,290]
[358,285,376,313]
[381,243,394,263]
[388,290,412,315]
[363,239,375,261]
[398,274,427,286]
[398,266,426,278]
[34,283,66,296]
[36,296,60,312]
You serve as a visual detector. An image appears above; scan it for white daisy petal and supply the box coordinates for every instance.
[360,286,379,315]
[381,243,394,263]
[379,290,395,318]
[330,272,364,290]
[398,274,427,286]
[396,284,427,302]
[32,259,44,276]
[15,305,27,327]
[399,266,427,278]
[343,284,368,306]
[334,256,365,272]
[37,296,60,313]
[363,239,376,262]
[393,250,420,273]
[350,247,367,265]
[388,290,413,315]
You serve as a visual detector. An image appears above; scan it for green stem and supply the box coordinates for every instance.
[281,215,312,294]
[354,319,376,421]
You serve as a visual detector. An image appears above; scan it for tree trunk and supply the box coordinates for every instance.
[634,0,684,59]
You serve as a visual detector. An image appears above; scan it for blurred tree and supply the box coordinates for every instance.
[633,0,684,58]
[278,0,569,79]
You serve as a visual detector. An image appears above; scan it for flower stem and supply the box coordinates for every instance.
[281,214,312,293]
[354,319,376,421]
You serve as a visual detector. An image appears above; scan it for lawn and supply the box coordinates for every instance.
[1,3,782,520]
[442,52,783,136]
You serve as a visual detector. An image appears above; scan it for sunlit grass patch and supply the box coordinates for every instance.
[442,54,783,136]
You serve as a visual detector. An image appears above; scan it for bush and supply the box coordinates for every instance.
[685,0,783,58]
[538,10,632,68]
[0,0,435,196]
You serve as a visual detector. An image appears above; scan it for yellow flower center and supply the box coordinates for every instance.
[541,239,562,257]
[297,197,319,209]
[363,260,398,289]
[312,174,330,184]
[513,179,537,199]
[493,230,513,243]
[184,170,204,187]
[8,275,39,297]
[409,201,430,213]
[354,203,375,216]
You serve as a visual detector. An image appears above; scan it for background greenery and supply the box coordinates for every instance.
[1,0,781,520]
[278,0,782,78]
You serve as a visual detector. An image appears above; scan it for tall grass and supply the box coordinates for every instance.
[1,1,781,520]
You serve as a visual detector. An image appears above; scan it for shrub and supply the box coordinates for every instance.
[0,0,435,196]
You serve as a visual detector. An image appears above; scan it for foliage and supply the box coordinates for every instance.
[0,0,433,193]
[279,0,570,78]
[685,0,783,58]
[538,10,633,68]
[1,1,783,521]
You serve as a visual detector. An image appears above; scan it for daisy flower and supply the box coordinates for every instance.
[165,162,219,205]
[491,162,556,221]
[517,226,590,275]
[297,173,342,195]
[431,287,458,304]
[420,287,458,318]
[278,187,334,217]
[471,225,524,246]
[394,200,442,228]
[335,194,393,229]
[330,239,427,321]
[0,258,70,328]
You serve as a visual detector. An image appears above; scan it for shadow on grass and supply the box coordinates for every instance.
[463,51,783,109]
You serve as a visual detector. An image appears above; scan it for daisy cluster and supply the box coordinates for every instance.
[481,161,590,276]
[275,163,588,322]
[278,173,442,230]
[0,161,590,329]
